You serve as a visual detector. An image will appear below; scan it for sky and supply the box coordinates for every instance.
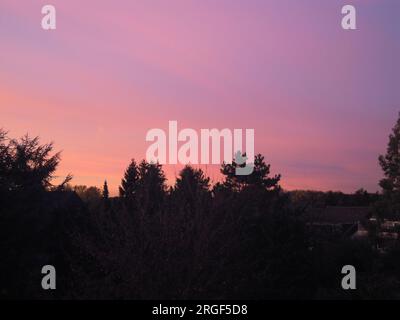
[0,0,399,194]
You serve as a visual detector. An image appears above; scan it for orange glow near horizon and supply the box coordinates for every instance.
[1,0,399,195]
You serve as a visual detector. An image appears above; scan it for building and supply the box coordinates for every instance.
[306,206,369,240]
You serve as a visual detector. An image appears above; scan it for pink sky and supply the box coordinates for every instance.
[1,0,399,194]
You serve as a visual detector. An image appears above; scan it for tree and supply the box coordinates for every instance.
[102,180,110,210]
[136,160,166,215]
[0,130,70,195]
[378,113,400,218]
[221,153,281,192]
[119,159,139,198]
[173,165,211,213]
[174,165,210,196]
[73,185,102,203]
[0,129,11,192]
[119,159,166,214]
[103,180,109,200]
[353,188,371,206]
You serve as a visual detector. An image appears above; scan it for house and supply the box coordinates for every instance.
[369,218,400,251]
[305,206,369,239]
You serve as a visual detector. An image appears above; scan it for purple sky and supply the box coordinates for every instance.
[1,0,399,194]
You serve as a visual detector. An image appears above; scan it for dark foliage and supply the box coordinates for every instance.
[375,113,400,219]
[1,129,400,300]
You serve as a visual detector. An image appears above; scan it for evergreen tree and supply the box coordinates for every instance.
[0,130,69,195]
[173,165,211,212]
[137,160,166,215]
[221,153,281,192]
[103,180,109,200]
[175,165,210,196]
[119,159,139,198]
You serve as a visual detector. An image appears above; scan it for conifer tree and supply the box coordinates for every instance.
[102,180,109,200]
[119,159,139,198]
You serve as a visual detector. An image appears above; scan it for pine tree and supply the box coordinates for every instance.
[136,160,166,215]
[173,165,211,212]
[221,153,280,192]
[119,159,139,198]
[102,180,109,200]
[175,165,210,196]
[0,130,67,194]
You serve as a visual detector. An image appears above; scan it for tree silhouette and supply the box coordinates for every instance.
[73,185,102,204]
[3,128,399,300]
[174,166,210,198]
[221,153,281,192]
[102,180,110,210]
[0,131,71,196]
[0,129,11,194]
[119,159,139,199]
[119,159,166,214]
[136,160,166,215]
[103,180,109,200]
[378,113,400,218]
[172,165,211,215]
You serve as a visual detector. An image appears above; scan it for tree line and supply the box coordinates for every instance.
[0,113,400,299]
